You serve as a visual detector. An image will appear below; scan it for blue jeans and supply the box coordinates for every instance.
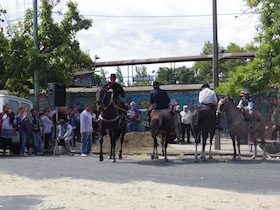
[19,129,29,153]
[80,132,93,154]
[32,132,42,153]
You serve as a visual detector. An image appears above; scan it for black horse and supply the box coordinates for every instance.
[150,109,175,162]
[191,105,216,162]
[96,87,127,162]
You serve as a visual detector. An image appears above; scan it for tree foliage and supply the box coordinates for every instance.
[218,0,280,97]
[134,66,151,86]
[1,0,93,97]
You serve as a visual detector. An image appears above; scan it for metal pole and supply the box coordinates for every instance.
[213,0,218,88]
[213,0,221,150]
[33,0,39,109]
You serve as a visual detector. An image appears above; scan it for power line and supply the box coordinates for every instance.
[82,12,254,18]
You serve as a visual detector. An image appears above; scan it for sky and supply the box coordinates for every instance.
[0,0,259,81]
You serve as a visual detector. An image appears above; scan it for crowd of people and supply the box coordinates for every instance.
[0,103,101,156]
[1,78,279,156]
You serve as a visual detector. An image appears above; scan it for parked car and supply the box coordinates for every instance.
[0,94,33,155]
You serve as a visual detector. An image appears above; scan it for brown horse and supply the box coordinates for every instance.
[150,109,175,162]
[96,87,127,162]
[216,96,267,160]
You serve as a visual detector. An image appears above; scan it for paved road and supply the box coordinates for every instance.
[1,154,280,195]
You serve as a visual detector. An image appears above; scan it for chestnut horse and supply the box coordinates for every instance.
[216,96,267,160]
[150,109,175,162]
[96,87,127,162]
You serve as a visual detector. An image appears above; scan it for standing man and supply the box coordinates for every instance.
[147,81,171,127]
[40,107,53,150]
[174,105,182,144]
[127,101,140,132]
[30,109,43,155]
[180,105,192,144]
[80,103,93,157]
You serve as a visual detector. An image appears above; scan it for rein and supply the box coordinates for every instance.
[104,92,114,110]
[98,114,120,122]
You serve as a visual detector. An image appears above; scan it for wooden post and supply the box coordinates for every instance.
[215,129,221,150]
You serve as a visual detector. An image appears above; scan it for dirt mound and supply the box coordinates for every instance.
[92,132,155,154]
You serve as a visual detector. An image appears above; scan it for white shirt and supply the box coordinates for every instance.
[1,114,13,129]
[199,88,218,105]
[80,110,93,133]
[57,124,73,139]
[40,115,53,134]
[180,110,192,124]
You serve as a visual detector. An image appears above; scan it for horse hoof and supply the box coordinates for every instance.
[194,159,198,162]
[113,158,116,163]
[119,155,122,160]
[165,158,169,162]
[151,155,154,160]
[251,156,256,160]
[100,156,104,161]
[209,155,213,159]
[232,157,236,161]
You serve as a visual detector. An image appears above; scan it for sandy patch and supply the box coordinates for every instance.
[0,174,279,210]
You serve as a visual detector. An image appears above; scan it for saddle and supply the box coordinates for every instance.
[240,109,260,122]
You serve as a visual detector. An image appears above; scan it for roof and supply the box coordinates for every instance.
[74,70,95,76]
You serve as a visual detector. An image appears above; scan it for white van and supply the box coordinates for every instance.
[0,94,33,114]
[0,94,33,155]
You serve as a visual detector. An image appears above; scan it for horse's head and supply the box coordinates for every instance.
[96,87,114,112]
[216,96,233,116]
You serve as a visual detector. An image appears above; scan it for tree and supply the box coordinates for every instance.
[116,66,124,85]
[134,66,151,86]
[218,0,280,96]
[155,67,178,84]
[176,66,197,84]
[99,68,108,85]
[2,0,93,97]
[191,41,251,84]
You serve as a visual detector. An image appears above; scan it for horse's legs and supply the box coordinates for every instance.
[236,135,241,160]
[99,136,104,161]
[194,132,199,162]
[119,132,124,160]
[230,134,237,160]
[259,132,267,160]
[164,134,169,162]
[201,131,208,161]
[111,130,116,162]
[208,131,214,159]
[151,136,158,160]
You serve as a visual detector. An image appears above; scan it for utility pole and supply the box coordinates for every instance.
[213,0,218,88]
[33,0,39,109]
[213,0,221,150]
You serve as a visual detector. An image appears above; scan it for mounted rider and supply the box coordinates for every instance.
[199,83,221,130]
[146,81,171,128]
[103,73,126,109]
[237,89,255,129]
